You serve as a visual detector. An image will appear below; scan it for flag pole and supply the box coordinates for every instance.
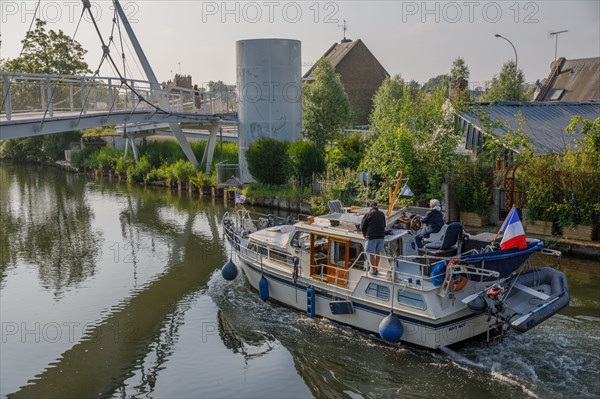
[492,206,515,244]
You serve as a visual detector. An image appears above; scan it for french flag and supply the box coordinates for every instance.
[500,207,527,250]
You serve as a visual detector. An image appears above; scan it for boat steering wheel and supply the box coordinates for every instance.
[409,216,422,234]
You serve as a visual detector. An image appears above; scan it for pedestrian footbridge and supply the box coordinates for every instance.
[0,72,236,140]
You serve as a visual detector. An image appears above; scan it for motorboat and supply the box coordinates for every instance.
[221,204,569,349]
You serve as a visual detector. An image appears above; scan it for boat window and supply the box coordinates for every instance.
[397,291,427,310]
[269,248,289,264]
[290,231,309,249]
[348,241,364,268]
[331,240,347,265]
[253,243,268,257]
[384,239,401,257]
[365,283,389,301]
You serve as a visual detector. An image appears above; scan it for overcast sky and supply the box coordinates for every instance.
[1,1,599,88]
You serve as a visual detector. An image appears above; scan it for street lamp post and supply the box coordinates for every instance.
[494,34,518,70]
[494,34,520,100]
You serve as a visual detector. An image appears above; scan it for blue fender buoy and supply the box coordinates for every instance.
[379,312,404,343]
[259,276,269,301]
[221,259,238,281]
[430,262,447,287]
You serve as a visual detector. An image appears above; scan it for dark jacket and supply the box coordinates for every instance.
[360,207,386,239]
[420,208,444,233]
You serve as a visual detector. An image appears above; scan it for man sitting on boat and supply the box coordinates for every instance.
[360,202,386,275]
[415,199,444,248]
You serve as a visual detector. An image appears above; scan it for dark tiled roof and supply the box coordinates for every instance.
[303,40,361,79]
[458,101,600,154]
[539,57,600,102]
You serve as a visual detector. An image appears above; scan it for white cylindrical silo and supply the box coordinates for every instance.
[236,39,302,182]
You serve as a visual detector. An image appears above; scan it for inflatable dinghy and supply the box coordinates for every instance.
[463,267,569,333]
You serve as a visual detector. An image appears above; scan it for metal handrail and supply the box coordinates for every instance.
[1,71,237,121]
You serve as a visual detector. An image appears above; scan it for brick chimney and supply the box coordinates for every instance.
[450,77,468,101]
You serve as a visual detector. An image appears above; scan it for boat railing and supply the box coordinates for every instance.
[224,216,529,294]
[350,252,437,290]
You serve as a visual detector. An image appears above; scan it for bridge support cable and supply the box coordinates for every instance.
[111,0,200,166]
[36,8,87,132]
[81,0,203,166]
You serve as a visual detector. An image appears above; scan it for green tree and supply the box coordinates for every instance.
[450,57,470,82]
[482,61,527,102]
[328,134,367,171]
[369,75,405,135]
[302,58,352,150]
[363,85,460,200]
[245,138,292,185]
[1,19,89,74]
[287,141,325,185]
[0,19,90,163]
[422,74,449,93]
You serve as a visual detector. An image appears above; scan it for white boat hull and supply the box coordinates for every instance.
[239,258,491,349]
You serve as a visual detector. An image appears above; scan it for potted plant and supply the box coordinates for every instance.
[453,156,492,227]
[555,192,596,241]
[522,201,554,236]
[519,154,559,236]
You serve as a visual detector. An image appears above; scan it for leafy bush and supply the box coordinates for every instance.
[0,132,81,163]
[519,154,559,222]
[452,156,493,216]
[287,141,325,185]
[86,147,122,172]
[70,146,100,167]
[170,159,197,183]
[245,138,291,185]
[245,182,310,201]
[190,170,210,188]
[126,156,151,183]
[328,134,367,171]
[519,117,600,228]
[139,141,185,167]
[115,156,134,176]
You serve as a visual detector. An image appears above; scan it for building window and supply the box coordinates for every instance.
[397,291,427,310]
[466,126,473,149]
[366,283,389,301]
[470,127,478,148]
[550,89,565,101]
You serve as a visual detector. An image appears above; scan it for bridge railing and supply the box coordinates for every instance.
[1,72,237,121]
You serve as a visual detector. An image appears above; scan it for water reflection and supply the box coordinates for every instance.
[0,164,102,295]
[3,166,227,398]
[1,164,598,399]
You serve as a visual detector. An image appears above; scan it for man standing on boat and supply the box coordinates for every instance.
[415,199,444,248]
[360,202,386,275]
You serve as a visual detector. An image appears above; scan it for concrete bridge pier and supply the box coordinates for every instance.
[123,134,140,161]
[201,124,220,174]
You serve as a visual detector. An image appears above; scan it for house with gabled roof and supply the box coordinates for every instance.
[303,39,389,126]
[533,57,600,102]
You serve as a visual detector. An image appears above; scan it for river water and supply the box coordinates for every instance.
[0,164,598,399]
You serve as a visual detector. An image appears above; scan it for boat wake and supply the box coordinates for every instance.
[446,313,600,399]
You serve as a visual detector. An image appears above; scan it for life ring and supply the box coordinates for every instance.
[445,258,468,292]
